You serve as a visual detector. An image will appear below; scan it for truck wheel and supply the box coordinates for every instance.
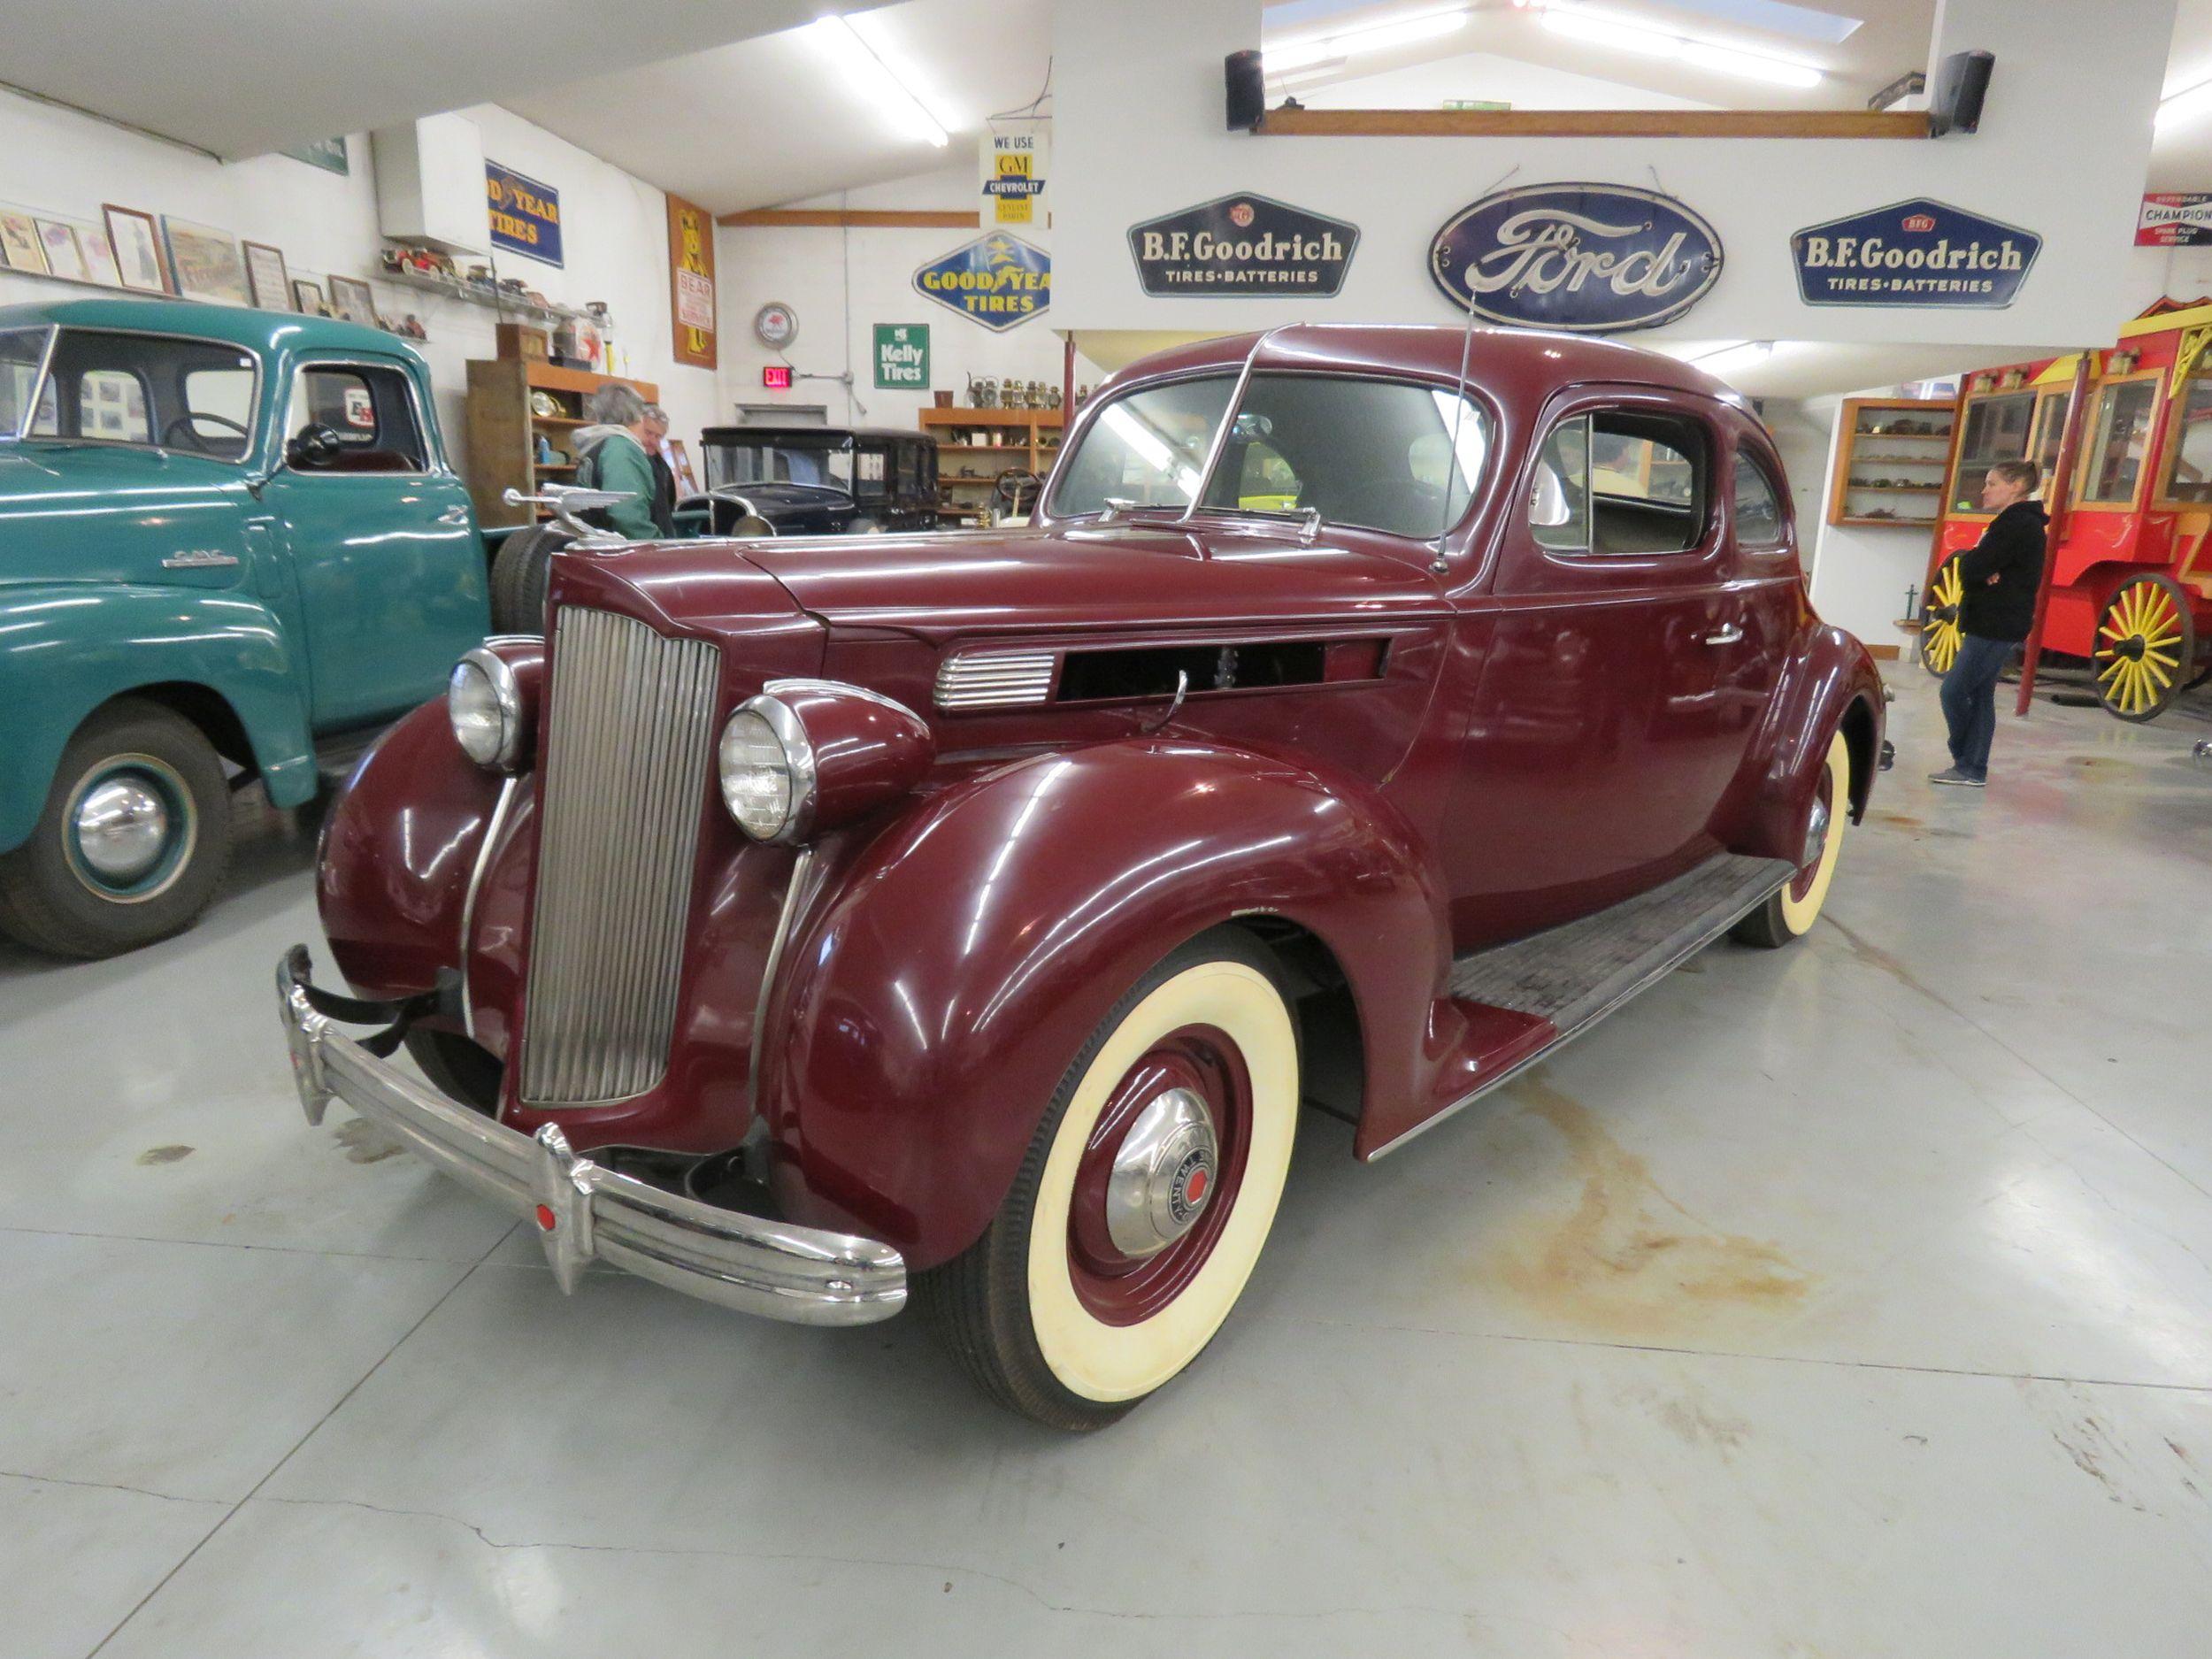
[0,699,233,959]
[1732,731,1849,949]
[488,524,572,634]
[920,926,1300,1430]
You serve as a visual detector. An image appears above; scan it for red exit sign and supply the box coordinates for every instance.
[762,365,793,389]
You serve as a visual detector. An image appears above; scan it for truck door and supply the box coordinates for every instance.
[1446,392,1744,941]
[260,356,488,732]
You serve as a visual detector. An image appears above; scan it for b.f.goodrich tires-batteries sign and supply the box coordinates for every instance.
[1127,195,1360,296]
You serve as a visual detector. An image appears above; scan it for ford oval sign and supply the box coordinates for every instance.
[1429,183,1723,333]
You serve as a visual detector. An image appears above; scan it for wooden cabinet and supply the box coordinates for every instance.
[1825,396,1955,528]
[919,406,1065,526]
[465,358,659,528]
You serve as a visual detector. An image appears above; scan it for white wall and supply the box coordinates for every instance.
[1294,50,1712,112]
[0,88,719,467]
[1050,0,2178,354]
[713,163,1101,433]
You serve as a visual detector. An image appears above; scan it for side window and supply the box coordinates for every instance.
[1529,411,1708,555]
[1732,448,1786,546]
[79,370,150,443]
[1236,438,1302,509]
[287,364,427,472]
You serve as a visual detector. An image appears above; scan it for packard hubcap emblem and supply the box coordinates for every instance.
[1105,1087,1219,1257]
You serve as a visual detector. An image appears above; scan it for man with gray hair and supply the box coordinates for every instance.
[641,403,678,537]
[571,383,659,540]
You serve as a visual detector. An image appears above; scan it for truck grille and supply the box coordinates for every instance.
[519,606,721,1105]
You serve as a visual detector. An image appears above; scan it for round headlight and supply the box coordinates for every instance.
[448,649,521,770]
[718,696,816,842]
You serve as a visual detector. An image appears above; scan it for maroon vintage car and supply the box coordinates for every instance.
[277,324,1884,1428]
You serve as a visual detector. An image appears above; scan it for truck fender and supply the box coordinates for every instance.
[1715,622,1886,864]
[755,736,1454,1270]
[0,583,312,855]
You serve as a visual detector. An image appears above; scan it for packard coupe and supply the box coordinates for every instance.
[279,325,1883,1428]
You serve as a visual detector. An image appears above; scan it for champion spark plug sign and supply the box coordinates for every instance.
[1791,199,2040,307]
[2138,193,2212,247]
[1428,183,1722,332]
[486,162,562,267]
[1128,194,1359,296]
[913,234,1050,331]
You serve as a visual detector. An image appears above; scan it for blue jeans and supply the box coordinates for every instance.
[1940,634,2011,780]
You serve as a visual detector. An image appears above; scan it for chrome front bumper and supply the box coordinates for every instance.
[275,948,906,1325]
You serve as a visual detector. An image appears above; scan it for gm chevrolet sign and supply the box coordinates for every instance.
[1127,195,1358,296]
[486,161,562,267]
[1791,199,2039,308]
[913,234,1050,331]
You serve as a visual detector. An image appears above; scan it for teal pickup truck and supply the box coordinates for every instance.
[0,297,508,958]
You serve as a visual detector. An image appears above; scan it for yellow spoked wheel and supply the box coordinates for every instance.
[1918,556,1966,679]
[2093,573,2198,723]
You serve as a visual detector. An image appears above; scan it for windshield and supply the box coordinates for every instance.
[1051,370,1492,539]
[704,437,853,493]
[0,327,54,439]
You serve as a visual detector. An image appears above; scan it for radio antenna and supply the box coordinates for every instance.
[1433,279,1482,571]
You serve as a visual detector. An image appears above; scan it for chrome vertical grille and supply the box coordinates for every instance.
[519,606,721,1104]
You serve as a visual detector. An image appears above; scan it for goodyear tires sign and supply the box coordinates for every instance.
[1791,199,2039,308]
[913,234,1049,332]
[487,162,563,267]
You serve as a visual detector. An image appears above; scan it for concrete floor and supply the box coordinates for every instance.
[4,677,2210,1659]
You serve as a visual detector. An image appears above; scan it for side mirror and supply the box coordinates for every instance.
[286,424,343,470]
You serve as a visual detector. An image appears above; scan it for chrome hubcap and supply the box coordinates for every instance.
[73,779,171,882]
[1104,1087,1218,1257]
[1802,793,1831,873]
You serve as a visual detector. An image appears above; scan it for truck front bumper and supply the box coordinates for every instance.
[275,947,906,1326]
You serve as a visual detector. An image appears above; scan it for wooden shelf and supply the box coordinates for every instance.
[532,414,588,428]
[1837,516,1939,528]
[1843,484,1944,493]
[1829,396,1956,530]
[1848,430,1952,442]
[465,357,658,530]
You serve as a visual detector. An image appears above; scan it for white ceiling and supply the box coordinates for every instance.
[0,0,879,159]
[509,0,1055,216]
[2150,0,2212,188]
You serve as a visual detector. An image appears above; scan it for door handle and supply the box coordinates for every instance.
[436,505,471,526]
[1703,622,1744,646]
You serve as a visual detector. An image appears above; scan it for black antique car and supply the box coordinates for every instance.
[488,424,941,629]
[684,424,939,536]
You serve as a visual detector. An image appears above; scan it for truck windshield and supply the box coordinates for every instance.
[704,436,853,494]
[0,327,54,440]
[1052,370,1492,539]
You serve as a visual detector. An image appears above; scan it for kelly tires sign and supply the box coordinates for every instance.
[1127,194,1359,296]
[914,234,1050,331]
[1428,182,1721,333]
[873,324,930,389]
[1791,199,2040,307]
[486,161,562,267]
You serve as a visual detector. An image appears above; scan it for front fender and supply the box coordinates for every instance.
[757,737,1452,1269]
[0,582,311,853]
[1717,621,1885,863]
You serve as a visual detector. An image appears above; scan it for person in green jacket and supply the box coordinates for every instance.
[571,384,661,540]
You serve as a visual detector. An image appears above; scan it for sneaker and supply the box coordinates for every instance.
[1928,767,1985,787]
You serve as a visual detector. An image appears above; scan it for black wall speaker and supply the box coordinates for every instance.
[1930,50,1994,135]
[1225,50,1265,133]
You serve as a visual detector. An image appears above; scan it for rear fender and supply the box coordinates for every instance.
[1715,622,1885,861]
[0,583,311,853]
[756,738,1452,1268]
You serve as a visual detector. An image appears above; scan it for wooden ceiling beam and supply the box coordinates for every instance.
[716,208,982,227]
[1255,108,1931,140]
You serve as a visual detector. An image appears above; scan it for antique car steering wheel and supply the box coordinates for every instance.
[284,424,346,469]
[159,411,250,454]
[993,469,1043,516]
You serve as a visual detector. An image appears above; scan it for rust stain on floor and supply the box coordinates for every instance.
[1487,1079,1812,1340]
[136,1145,194,1165]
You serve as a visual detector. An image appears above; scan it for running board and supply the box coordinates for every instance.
[1371,853,1795,1157]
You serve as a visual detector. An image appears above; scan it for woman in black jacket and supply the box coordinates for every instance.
[1932,459,2047,787]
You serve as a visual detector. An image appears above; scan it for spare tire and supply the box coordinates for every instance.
[488,523,573,634]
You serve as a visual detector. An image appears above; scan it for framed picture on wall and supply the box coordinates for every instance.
[36,220,90,282]
[242,241,292,310]
[103,205,167,292]
[78,225,123,287]
[327,273,376,326]
[0,213,47,274]
[291,278,329,316]
[161,216,251,305]
[667,438,699,496]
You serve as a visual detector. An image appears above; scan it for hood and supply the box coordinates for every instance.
[737,521,1449,645]
[2001,499,2051,526]
[0,442,251,588]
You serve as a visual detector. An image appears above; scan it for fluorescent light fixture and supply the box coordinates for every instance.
[1269,6,1471,74]
[1692,341,1775,375]
[812,14,950,148]
[1266,57,1350,88]
[2157,76,2212,131]
[1540,3,1824,87]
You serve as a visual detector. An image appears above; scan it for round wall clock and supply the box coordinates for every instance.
[754,302,799,349]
